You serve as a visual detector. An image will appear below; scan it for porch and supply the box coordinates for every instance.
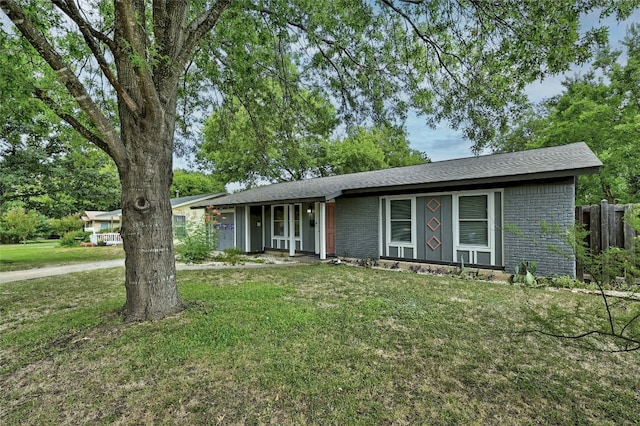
[207,201,336,259]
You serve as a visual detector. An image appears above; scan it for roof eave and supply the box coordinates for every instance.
[342,167,601,196]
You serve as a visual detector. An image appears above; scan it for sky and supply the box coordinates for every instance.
[406,10,640,162]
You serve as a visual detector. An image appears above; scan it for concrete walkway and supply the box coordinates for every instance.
[0,259,126,284]
[0,259,304,284]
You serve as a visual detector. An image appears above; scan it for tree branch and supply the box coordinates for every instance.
[0,0,126,167]
[178,0,231,71]
[52,0,139,115]
[31,85,112,156]
[113,0,159,113]
[380,0,466,90]
[521,328,640,353]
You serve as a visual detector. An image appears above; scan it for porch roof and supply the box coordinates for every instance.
[195,143,602,207]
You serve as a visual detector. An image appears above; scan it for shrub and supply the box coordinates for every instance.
[48,214,83,238]
[175,222,216,263]
[59,230,92,247]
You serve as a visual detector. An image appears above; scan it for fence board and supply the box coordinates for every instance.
[589,204,600,254]
[576,201,638,253]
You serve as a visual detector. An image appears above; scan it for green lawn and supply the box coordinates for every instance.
[0,241,124,271]
[1,265,639,424]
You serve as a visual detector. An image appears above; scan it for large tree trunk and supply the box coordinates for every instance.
[119,118,182,322]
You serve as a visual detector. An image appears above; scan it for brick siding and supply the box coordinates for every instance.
[335,196,379,259]
[503,179,576,277]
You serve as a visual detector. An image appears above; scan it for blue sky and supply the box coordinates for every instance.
[407,10,640,162]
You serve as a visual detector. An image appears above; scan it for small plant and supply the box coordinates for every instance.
[512,260,537,286]
[213,247,245,265]
[175,222,216,263]
[358,258,376,268]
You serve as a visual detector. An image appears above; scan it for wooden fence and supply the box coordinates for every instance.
[576,200,638,253]
[575,200,638,280]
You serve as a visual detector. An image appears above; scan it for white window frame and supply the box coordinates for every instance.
[271,204,302,250]
[172,214,187,238]
[453,191,495,265]
[384,196,417,259]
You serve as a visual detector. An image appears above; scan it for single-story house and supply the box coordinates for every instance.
[82,210,121,232]
[86,193,226,238]
[191,143,602,278]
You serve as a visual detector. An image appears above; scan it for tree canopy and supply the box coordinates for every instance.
[2,0,637,321]
[170,169,225,197]
[492,24,640,204]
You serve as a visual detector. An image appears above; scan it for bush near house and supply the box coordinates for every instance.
[59,230,92,247]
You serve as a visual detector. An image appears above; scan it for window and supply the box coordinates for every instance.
[389,199,412,243]
[294,205,301,237]
[173,215,187,238]
[273,206,285,237]
[100,222,110,230]
[458,195,488,246]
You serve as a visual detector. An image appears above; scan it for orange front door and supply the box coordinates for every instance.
[325,203,336,255]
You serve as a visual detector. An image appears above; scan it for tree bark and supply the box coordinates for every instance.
[119,116,182,322]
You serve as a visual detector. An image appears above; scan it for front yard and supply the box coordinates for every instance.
[1,265,639,424]
[0,242,125,272]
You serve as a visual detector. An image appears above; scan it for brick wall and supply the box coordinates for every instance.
[335,196,379,259]
[503,179,576,277]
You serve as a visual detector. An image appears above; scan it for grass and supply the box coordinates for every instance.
[0,241,124,272]
[1,264,639,424]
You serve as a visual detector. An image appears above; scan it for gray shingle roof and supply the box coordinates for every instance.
[194,143,601,207]
[95,193,226,218]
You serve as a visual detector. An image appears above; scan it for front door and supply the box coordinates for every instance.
[216,211,235,251]
[325,203,336,255]
[249,206,262,252]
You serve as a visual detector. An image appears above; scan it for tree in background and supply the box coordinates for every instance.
[2,0,636,321]
[0,207,43,244]
[323,125,429,176]
[493,25,640,205]
[1,30,121,218]
[170,170,225,198]
[198,84,337,185]
[199,112,428,184]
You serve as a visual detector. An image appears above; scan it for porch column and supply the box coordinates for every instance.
[261,206,265,249]
[319,202,326,260]
[244,206,250,252]
[314,202,320,254]
[288,204,295,256]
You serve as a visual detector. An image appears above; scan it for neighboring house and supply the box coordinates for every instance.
[191,143,602,278]
[168,193,227,237]
[87,193,226,238]
[81,210,121,232]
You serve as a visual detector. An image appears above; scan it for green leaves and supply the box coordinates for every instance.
[494,24,640,204]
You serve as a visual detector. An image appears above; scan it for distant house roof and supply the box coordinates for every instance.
[192,143,602,208]
[94,192,226,219]
[170,193,227,209]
